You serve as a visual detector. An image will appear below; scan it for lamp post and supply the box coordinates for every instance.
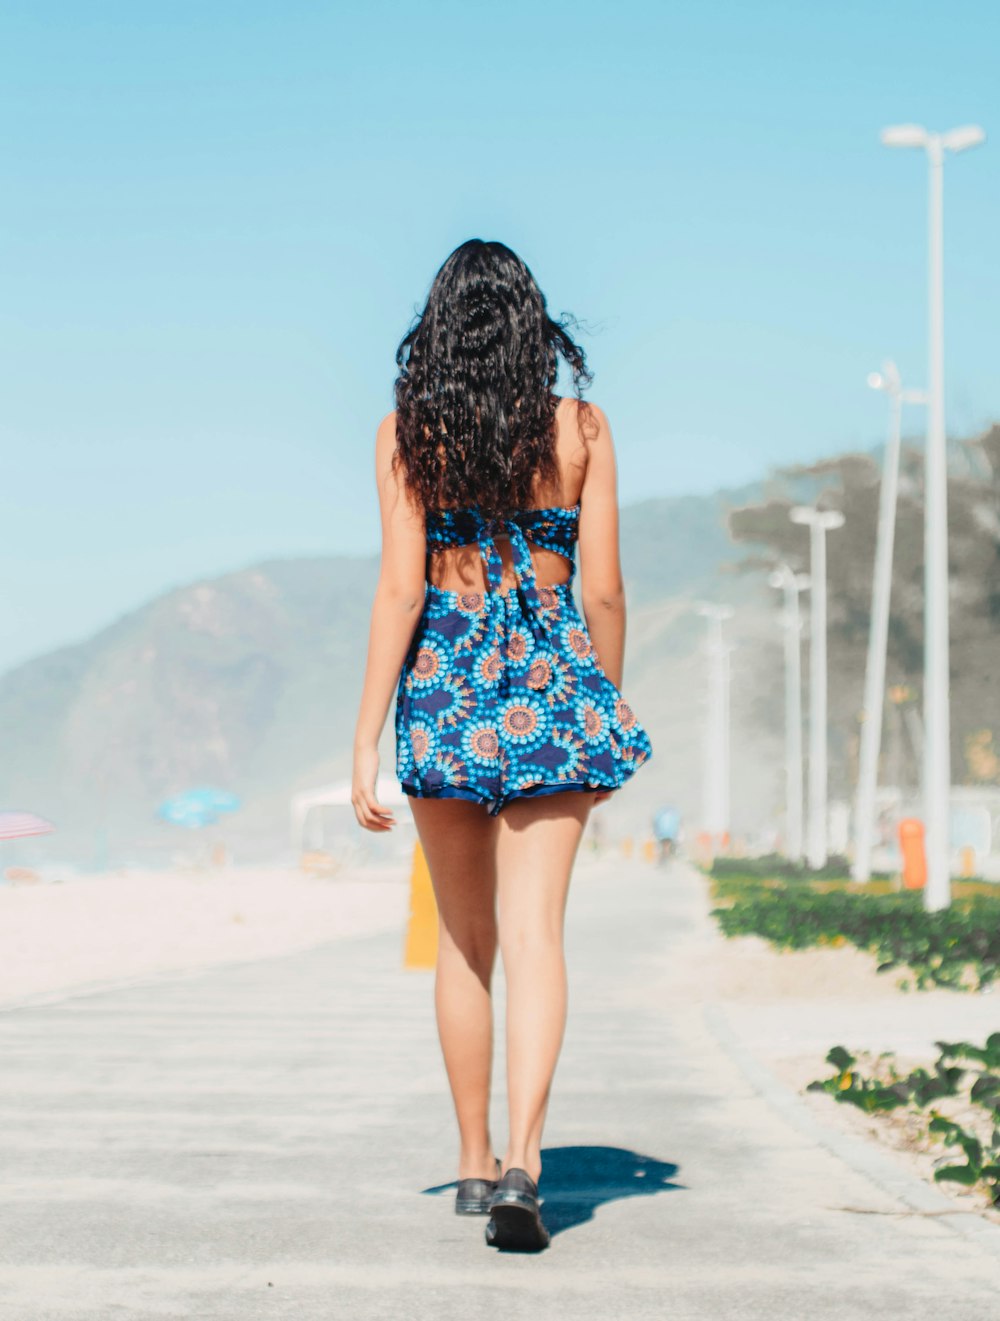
[789,506,845,870]
[852,363,927,883]
[881,122,986,912]
[769,564,810,864]
[696,602,734,852]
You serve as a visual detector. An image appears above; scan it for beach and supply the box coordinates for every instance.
[0,864,410,1009]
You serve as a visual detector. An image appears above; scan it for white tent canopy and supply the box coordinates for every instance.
[290,776,410,851]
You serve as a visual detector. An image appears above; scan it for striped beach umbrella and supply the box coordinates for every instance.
[0,811,56,840]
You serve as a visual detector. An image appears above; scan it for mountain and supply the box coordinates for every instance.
[2,429,996,866]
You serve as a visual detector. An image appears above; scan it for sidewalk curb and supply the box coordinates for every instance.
[703,1000,1000,1255]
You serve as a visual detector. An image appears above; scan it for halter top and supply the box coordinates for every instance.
[425,503,580,598]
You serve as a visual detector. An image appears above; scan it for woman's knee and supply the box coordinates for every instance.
[438,914,498,975]
[497,917,564,964]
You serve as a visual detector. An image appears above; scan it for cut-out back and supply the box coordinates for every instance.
[425,503,580,597]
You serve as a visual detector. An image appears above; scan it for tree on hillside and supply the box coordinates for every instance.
[721,428,1000,797]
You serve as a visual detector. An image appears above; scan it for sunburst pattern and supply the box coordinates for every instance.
[394,501,653,814]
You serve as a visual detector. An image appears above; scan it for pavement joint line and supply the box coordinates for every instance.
[702,999,1000,1256]
[0,967,224,1015]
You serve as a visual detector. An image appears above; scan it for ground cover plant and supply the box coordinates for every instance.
[807,1036,1000,1209]
[705,857,1000,991]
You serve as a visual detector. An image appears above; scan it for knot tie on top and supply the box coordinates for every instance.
[425,503,581,652]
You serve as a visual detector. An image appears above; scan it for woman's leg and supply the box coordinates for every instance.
[408,797,500,1181]
[495,790,594,1184]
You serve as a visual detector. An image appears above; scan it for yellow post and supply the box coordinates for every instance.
[642,837,656,864]
[960,845,976,878]
[621,836,633,858]
[404,839,439,969]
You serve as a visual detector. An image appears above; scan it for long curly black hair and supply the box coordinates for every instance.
[391,239,594,520]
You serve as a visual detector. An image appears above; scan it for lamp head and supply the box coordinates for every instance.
[881,123,928,149]
[790,504,844,531]
[696,601,734,622]
[942,124,986,154]
[868,359,901,396]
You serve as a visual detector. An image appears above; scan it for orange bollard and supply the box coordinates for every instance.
[898,817,926,890]
[403,839,439,969]
[621,836,634,858]
[960,845,976,878]
[695,830,714,868]
[642,837,656,864]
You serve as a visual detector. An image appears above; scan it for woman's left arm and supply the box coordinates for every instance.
[352,411,427,831]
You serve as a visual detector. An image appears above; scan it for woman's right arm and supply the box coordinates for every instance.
[351,411,427,831]
[575,402,627,691]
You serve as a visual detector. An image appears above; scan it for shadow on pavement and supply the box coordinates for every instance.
[423,1144,684,1237]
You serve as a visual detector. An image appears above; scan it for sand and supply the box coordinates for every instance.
[0,864,410,1009]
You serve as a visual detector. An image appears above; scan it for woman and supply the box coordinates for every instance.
[351,239,652,1252]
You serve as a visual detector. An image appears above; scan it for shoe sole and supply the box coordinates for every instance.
[485,1198,550,1252]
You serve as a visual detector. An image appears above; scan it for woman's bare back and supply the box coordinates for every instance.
[426,395,595,595]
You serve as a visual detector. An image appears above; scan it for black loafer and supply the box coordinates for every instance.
[455,1157,501,1215]
[485,1167,550,1251]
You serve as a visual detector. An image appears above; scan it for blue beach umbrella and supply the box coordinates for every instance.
[156,787,241,830]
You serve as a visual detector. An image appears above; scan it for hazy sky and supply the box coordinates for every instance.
[2,0,998,674]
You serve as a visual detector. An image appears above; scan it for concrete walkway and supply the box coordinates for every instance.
[1,855,999,1320]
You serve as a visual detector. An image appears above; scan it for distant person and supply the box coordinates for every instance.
[652,805,680,863]
[351,239,653,1251]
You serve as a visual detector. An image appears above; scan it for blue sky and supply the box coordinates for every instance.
[1,0,997,674]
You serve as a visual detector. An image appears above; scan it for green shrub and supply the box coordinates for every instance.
[708,852,872,882]
[710,885,1000,991]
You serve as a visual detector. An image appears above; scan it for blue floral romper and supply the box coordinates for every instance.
[394,503,653,815]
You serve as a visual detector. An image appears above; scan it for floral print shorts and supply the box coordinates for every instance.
[394,575,653,816]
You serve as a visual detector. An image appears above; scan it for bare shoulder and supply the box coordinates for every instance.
[556,395,609,445]
[376,408,398,440]
[375,409,398,464]
[556,393,607,426]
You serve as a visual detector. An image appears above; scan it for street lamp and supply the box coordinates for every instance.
[852,363,927,883]
[695,602,734,852]
[769,565,810,864]
[881,121,986,912]
[789,506,845,870]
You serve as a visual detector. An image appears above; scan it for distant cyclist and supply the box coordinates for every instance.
[652,805,680,864]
